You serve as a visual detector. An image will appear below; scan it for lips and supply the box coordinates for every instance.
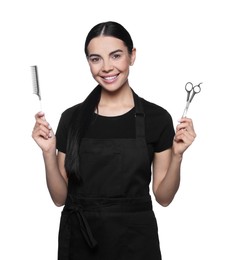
[101,74,119,83]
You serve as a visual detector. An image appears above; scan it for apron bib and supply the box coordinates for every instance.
[58,92,162,260]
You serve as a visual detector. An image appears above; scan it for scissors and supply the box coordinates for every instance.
[182,82,202,117]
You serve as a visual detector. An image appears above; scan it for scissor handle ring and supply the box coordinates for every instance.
[185,82,193,92]
[193,83,202,94]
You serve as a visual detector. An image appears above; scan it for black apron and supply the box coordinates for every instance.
[58,92,162,260]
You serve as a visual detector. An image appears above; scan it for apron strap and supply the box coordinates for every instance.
[132,90,145,138]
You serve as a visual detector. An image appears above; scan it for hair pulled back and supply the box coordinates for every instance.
[84,21,134,56]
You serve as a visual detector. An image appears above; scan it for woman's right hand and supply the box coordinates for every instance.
[32,112,56,153]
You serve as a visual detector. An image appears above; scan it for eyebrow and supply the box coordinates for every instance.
[88,49,123,58]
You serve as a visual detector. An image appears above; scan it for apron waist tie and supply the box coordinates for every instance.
[61,196,152,251]
[65,206,98,249]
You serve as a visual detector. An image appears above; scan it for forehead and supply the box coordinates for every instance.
[87,36,127,55]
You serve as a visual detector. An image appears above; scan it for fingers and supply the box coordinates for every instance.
[174,128,195,144]
[34,111,45,121]
[32,112,53,140]
[177,118,196,137]
[174,117,196,145]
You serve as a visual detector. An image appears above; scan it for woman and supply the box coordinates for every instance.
[32,21,196,260]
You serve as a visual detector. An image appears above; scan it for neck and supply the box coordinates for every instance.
[97,86,134,116]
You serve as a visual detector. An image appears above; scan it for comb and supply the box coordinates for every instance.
[31,65,42,111]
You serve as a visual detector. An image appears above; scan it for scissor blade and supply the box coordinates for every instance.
[182,102,190,117]
[182,108,188,118]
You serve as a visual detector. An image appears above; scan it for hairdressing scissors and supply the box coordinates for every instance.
[182,82,202,117]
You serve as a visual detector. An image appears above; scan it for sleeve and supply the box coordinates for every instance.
[55,112,68,153]
[154,111,175,153]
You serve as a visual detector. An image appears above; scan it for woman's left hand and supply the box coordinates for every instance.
[173,117,196,155]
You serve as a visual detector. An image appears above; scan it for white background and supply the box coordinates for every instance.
[0,0,233,259]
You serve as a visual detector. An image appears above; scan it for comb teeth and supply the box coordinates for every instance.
[31,65,41,100]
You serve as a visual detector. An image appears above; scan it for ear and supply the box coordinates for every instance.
[130,48,136,66]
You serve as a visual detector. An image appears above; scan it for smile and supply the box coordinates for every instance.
[102,74,119,83]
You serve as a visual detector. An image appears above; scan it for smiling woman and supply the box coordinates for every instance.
[32,21,196,260]
[87,36,136,96]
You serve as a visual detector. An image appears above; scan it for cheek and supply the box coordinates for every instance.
[89,64,99,76]
[114,61,128,72]
[119,58,132,70]
[121,62,131,73]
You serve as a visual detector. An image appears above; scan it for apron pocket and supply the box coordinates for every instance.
[79,140,122,197]
[123,211,161,260]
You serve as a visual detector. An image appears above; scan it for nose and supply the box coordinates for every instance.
[102,59,113,72]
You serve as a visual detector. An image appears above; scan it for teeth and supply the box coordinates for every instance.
[104,76,117,80]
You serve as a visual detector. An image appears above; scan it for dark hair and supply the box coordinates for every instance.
[65,21,134,180]
[84,21,134,56]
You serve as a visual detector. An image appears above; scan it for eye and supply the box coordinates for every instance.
[112,53,121,59]
[89,56,101,63]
